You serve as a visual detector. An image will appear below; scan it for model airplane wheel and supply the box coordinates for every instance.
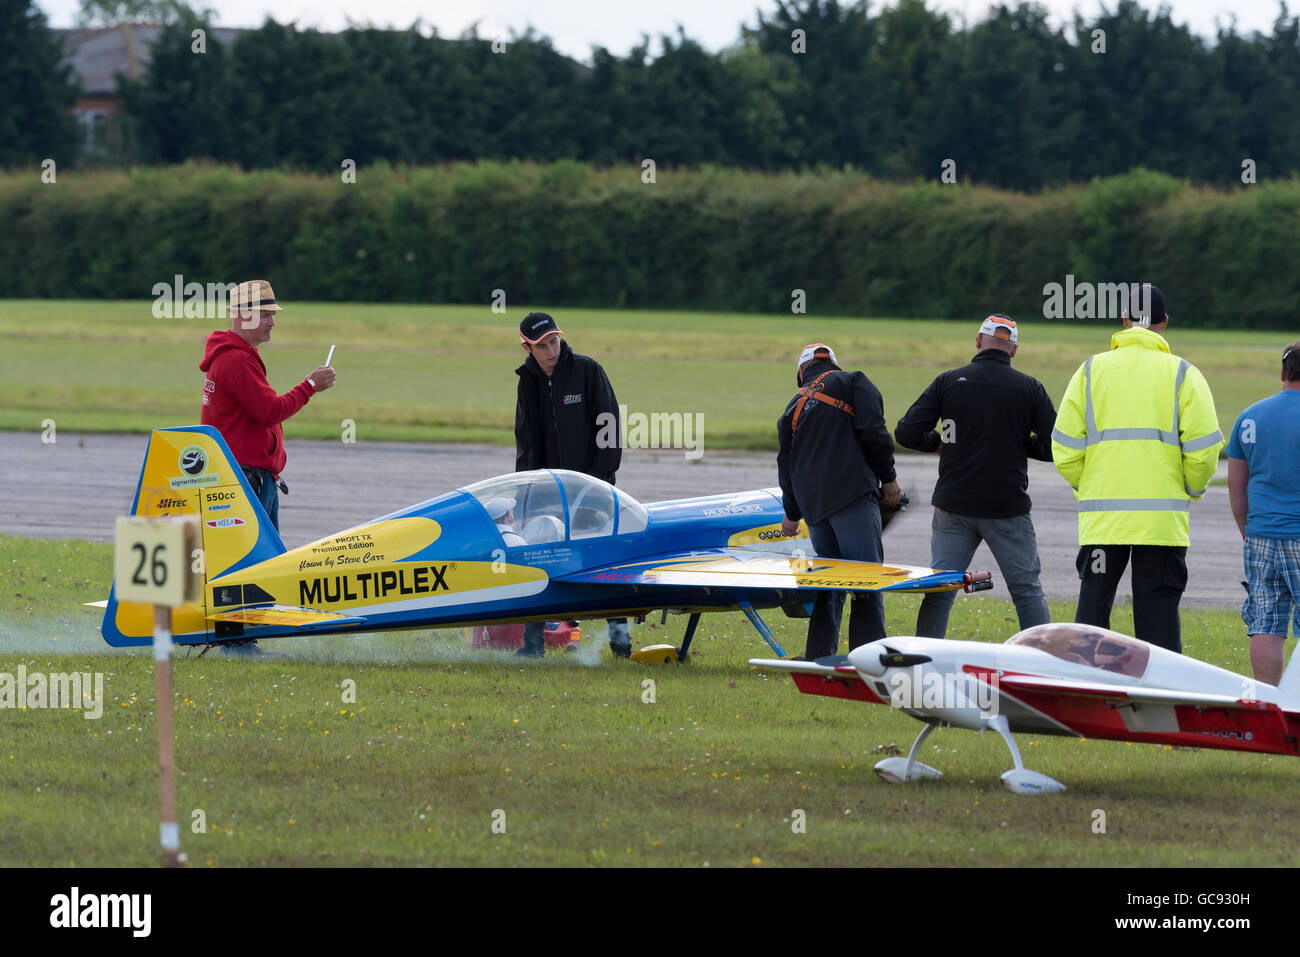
[629,643,678,664]
[1000,769,1066,795]
[873,757,942,784]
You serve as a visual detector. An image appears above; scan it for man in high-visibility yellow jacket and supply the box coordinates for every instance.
[1051,284,1224,653]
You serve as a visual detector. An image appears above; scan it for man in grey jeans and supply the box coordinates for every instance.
[894,315,1057,637]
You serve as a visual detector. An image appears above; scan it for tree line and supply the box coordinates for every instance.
[3,163,1295,326]
[7,0,1300,190]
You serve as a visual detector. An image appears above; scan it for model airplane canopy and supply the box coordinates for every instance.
[1007,624,1150,679]
[462,470,648,540]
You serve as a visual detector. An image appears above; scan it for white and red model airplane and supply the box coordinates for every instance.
[751,623,1300,794]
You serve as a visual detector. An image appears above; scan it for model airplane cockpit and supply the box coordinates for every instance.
[1007,624,1150,678]
[464,470,647,545]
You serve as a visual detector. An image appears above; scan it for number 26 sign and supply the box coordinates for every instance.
[114,516,202,607]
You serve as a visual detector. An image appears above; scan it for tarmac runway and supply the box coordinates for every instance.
[0,431,1244,610]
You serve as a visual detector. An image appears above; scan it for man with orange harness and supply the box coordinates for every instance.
[778,344,901,659]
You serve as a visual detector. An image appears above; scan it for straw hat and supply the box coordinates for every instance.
[229,279,283,312]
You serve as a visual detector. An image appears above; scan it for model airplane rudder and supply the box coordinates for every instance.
[1278,647,1300,702]
[100,425,286,647]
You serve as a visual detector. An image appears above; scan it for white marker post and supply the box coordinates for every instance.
[114,515,201,868]
[153,604,180,867]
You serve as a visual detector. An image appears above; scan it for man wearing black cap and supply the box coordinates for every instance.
[895,314,1057,638]
[514,312,627,657]
[1051,284,1224,653]
[778,343,901,658]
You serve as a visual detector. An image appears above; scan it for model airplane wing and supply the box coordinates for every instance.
[556,548,988,593]
[753,661,1268,711]
[749,656,858,675]
[748,657,857,670]
[995,671,1297,757]
[996,674,1264,710]
[748,659,1259,709]
[204,605,367,629]
[89,600,363,629]
[750,655,885,703]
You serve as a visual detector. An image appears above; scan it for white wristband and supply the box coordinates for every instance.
[308,377,316,388]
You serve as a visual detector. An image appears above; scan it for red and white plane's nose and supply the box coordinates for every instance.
[849,640,893,677]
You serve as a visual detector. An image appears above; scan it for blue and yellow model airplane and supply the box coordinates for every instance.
[100,426,992,659]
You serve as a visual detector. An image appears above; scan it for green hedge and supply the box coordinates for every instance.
[2,163,1297,327]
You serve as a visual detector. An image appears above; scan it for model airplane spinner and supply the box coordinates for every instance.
[752,623,1300,793]
[99,426,993,658]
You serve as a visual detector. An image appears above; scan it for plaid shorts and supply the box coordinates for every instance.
[1242,537,1300,637]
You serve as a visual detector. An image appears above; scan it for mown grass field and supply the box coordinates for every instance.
[0,301,1288,447]
[2,535,1296,867]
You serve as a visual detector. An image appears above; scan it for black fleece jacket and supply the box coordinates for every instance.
[515,340,621,483]
[894,349,1056,518]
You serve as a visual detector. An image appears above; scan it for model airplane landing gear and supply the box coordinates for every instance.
[629,612,701,664]
[986,714,1066,795]
[736,599,786,657]
[873,722,944,783]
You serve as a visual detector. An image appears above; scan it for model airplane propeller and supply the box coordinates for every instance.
[97,426,993,658]
[752,623,1300,793]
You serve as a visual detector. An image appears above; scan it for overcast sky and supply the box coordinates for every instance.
[40,0,1289,59]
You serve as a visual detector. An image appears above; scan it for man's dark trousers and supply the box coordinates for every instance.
[243,466,280,532]
[1075,544,1188,653]
[805,494,886,659]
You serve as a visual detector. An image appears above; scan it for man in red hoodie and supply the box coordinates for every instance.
[200,280,335,532]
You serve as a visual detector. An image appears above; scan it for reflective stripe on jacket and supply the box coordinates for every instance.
[1051,327,1224,546]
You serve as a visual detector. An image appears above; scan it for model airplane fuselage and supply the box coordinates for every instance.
[752,623,1300,792]
[101,426,991,657]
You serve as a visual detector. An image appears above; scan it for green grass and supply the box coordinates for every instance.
[2,533,1296,867]
[0,301,1285,448]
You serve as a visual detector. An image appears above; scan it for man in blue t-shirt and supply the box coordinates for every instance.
[1226,341,1300,685]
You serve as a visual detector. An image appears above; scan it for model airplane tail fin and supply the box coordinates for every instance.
[100,425,287,647]
[1279,647,1300,699]
[750,656,887,704]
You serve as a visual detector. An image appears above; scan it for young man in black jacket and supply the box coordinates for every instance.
[514,312,629,657]
[894,315,1056,638]
[778,344,901,659]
